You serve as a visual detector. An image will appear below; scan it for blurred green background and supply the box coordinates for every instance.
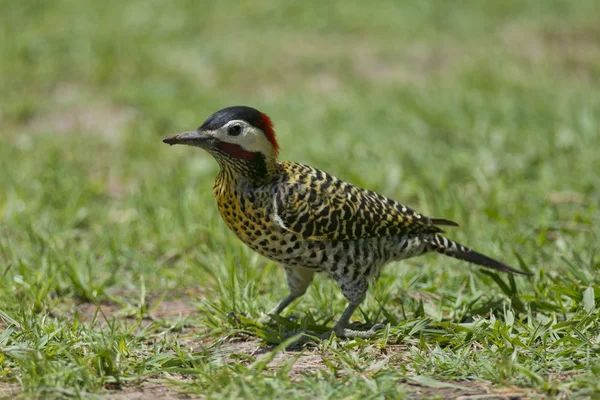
[1,0,600,397]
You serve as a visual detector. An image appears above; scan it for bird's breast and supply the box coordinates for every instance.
[213,178,279,245]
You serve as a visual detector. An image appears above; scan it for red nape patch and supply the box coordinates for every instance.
[259,113,279,156]
[217,142,257,161]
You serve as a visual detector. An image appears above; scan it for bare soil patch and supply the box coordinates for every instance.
[0,382,20,399]
[501,22,600,81]
[25,103,137,140]
[104,378,193,400]
[49,291,540,399]
[48,288,202,330]
[102,336,538,399]
[27,83,137,139]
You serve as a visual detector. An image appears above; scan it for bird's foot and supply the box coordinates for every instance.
[258,314,272,326]
[334,322,387,339]
[226,311,248,325]
[277,330,322,348]
[258,313,300,326]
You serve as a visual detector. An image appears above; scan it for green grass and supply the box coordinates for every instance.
[2,0,600,398]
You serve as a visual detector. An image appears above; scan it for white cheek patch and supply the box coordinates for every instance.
[218,123,273,154]
[239,132,273,154]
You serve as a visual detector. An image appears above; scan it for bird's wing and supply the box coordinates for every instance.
[272,163,458,241]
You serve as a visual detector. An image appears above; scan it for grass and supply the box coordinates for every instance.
[1,0,600,398]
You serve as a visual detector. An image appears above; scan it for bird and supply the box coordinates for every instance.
[163,106,531,339]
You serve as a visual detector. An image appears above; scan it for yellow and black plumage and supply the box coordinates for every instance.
[163,106,530,338]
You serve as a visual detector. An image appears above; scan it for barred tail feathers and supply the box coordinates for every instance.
[426,234,530,275]
[430,218,459,227]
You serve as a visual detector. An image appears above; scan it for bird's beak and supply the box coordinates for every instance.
[162,130,215,147]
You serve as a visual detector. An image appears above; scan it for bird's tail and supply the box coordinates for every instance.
[425,234,531,275]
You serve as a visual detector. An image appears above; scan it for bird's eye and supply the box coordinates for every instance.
[228,124,242,136]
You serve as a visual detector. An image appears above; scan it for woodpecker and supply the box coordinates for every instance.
[163,106,530,339]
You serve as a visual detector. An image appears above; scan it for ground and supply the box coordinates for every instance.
[41,293,544,399]
[1,0,600,398]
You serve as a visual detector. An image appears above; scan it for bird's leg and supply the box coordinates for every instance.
[260,265,315,325]
[332,276,385,339]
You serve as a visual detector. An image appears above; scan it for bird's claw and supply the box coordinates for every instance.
[334,322,388,339]
[259,313,300,326]
[258,314,273,326]
[370,323,386,332]
[226,311,248,325]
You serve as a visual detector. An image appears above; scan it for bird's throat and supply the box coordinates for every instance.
[217,142,256,161]
[213,142,278,182]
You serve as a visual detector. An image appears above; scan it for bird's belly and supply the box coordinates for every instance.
[217,195,425,277]
[215,201,299,261]
[217,214,324,269]
[235,225,311,266]
[247,235,397,275]
[249,234,428,279]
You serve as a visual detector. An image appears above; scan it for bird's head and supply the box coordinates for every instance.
[163,106,280,179]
